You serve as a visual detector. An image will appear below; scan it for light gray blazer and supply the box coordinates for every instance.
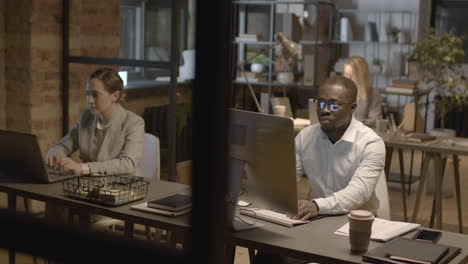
[50,104,145,176]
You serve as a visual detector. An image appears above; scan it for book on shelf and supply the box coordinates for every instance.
[391,79,419,89]
[334,217,420,242]
[384,86,417,95]
[406,133,437,143]
[147,193,192,212]
[363,237,461,264]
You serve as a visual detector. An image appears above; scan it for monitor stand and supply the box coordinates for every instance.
[228,158,263,232]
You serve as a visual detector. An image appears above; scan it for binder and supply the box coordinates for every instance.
[363,237,461,264]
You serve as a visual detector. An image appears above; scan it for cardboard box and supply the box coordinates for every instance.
[176,160,192,186]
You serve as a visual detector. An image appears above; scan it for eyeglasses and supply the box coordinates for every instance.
[315,99,355,112]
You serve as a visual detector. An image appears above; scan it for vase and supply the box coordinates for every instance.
[250,63,264,73]
[277,72,294,84]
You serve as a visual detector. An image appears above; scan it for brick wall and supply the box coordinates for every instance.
[5,0,33,133]
[68,0,121,130]
[30,0,63,153]
[2,0,174,155]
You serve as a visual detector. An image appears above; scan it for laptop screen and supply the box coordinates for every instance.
[0,130,51,183]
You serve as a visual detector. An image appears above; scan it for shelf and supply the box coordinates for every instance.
[233,40,274,45]
[233,80,315,88]
[299,40,332,46]
[234,0,333,6]
[333,40,413,45]
[233,40,334,46]
[381,89,430,97]
[337,9,417,14]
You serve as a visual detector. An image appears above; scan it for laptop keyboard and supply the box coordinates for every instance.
[46,166,76,181]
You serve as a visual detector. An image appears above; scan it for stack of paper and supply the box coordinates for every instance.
[334,218,420,242]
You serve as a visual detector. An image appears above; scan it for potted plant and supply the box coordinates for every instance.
[246,52,270,73]
[371,58,384,74]
[274,47,298,83]
[408,29,467,129]
[388,25,401,43]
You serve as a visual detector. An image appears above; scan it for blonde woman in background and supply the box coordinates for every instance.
[343,56,383,121]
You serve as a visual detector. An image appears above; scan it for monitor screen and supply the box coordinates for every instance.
[228,109,298,215]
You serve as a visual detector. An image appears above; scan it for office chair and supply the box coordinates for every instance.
[375,170,391,220]
[93,133,160,240]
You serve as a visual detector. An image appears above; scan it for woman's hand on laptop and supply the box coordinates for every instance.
[291,200,318,220]
[56,157,83,176]
[45,150,65,167]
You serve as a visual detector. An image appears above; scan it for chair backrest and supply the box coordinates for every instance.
[375,170,391,220]
[308,99,319,125]
[270,97,293,117]
[402,103,416,131]
[140,133,160,180]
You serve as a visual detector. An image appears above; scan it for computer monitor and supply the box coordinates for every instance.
[228,109,298,216]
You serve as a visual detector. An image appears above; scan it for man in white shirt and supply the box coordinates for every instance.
[293,76,385,220]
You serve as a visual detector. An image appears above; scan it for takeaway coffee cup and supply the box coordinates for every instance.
[273,105,286,117]
[348,210,374,254]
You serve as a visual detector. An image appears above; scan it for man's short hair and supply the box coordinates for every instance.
[320,76,357,101]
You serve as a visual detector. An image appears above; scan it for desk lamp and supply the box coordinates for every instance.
[239,32,299,112]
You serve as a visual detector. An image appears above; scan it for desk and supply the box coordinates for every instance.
[383,134,467,233]
[0,180,191,264]
[229,215,468,264]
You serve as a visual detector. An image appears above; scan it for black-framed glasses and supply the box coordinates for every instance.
[314,99,355,112]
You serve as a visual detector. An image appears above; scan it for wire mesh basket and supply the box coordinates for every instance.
[62,175,149,206]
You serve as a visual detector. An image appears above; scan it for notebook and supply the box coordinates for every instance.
[363,237,460,264]
[147,193,192,212]
[131,202,191,216]
[0,130,79,183]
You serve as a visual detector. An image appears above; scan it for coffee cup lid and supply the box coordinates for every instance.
[349,210,374,220]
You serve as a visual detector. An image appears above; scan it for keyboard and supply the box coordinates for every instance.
[232,217,264,231]
[46,166,77,182]
[240,208,309,227]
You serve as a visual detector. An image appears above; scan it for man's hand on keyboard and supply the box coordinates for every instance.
[292,200,318,220]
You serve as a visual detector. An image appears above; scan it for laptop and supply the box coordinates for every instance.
[0,130,78,183]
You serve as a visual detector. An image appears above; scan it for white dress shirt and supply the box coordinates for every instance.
[295,116,385,215]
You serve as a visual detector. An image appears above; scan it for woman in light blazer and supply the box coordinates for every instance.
[46,68,145,177]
